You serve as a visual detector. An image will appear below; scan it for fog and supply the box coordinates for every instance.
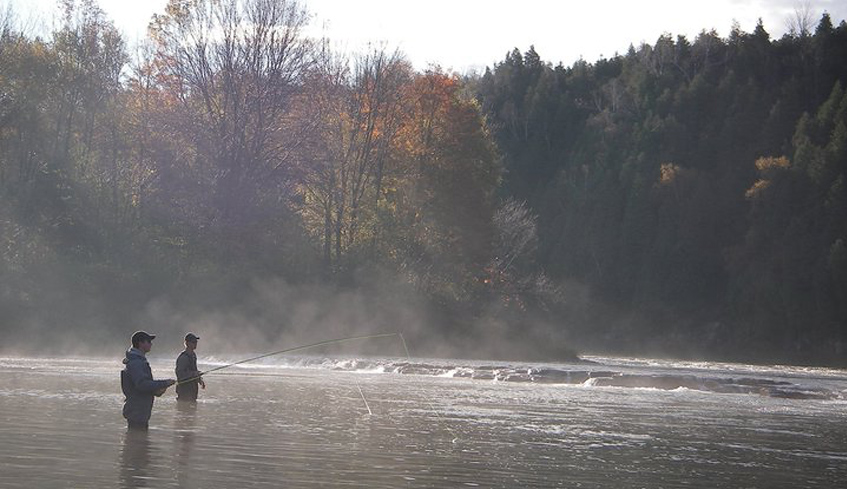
[0,268,580,363]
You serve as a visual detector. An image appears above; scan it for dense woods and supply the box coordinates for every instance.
[476,14,847,363]
[1,0,846,364]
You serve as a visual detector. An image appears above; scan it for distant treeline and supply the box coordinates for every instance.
[0,1,845,363]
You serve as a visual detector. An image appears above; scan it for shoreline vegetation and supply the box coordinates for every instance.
[1,1,846,367]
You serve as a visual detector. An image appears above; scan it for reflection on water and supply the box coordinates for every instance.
[174,401,198,487]
[1,356,846,488]
[117,402,199,488]
[119,429,153,488]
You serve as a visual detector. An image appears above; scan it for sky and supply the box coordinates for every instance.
[10,0,847,72]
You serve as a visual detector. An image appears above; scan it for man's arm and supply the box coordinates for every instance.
[129,360,173,393]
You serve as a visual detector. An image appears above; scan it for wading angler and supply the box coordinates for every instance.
[176,332,206,402]
[121,331,175,430]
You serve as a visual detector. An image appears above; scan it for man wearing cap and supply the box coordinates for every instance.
[175,333,205,402]
[121,331,175,430]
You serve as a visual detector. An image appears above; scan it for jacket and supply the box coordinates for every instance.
[175,350,201,400]
[121,348,170,424]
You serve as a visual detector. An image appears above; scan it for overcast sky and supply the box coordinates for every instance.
[12,0,847,72]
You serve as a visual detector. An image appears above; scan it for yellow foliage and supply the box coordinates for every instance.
[747,156,789,199]
[754,156,790,172]
[659,162,680,185]
[745,179,771,199]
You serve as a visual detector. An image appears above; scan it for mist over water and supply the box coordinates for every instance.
[1,354,845,488]
[0,271,578,365]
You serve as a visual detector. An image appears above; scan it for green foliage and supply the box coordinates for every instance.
[3,1,847,363]
[477,16,847,363]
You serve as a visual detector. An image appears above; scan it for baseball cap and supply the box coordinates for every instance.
[131,331,156,346]
[185,333,200,342]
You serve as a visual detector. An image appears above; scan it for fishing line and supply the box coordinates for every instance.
[177,331,457,441]
[356,383,372,416]
[176,332,400,386]
[396,332,460,443]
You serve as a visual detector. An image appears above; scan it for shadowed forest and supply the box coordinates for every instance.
[1,0,846,365]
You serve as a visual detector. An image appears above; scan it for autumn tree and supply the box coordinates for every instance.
[297,47,412,268]
[148,0,313,246]
[386,70,501,304]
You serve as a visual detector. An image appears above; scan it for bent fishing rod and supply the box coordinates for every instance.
[176,332,407,386]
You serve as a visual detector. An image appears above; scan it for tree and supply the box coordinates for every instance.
[387,70,501,303]
[486,198,556,313]
[296,47,412,268]
[148,0,312,231]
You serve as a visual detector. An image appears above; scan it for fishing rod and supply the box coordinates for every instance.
[176,332,402,386]
[174,331,456,441]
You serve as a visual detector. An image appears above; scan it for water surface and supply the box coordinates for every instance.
[1,354,845,488]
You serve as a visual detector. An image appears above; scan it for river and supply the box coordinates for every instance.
[0,353,845,488]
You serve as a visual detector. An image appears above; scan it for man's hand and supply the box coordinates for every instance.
[154,379,176,397]
[199,377,206,389]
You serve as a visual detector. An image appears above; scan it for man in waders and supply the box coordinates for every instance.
[175,333,205,402]
[121,331,175,430]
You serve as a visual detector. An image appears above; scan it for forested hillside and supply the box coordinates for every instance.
[477,15,847,363]
[1,0,845,364]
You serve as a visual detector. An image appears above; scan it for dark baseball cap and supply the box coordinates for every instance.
[185,333,200,342]
[131,331,156,345]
